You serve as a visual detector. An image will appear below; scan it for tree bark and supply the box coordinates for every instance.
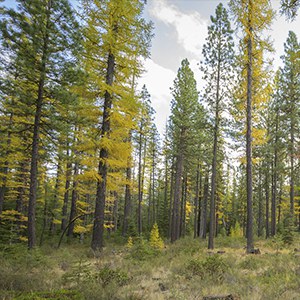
[122,154,132,237]
[91,50,115,250]
[194,162,200,238]
[265,164,270,238]
[200,172,209,239]
[246,0,254,253]
[257,168,263,237]
[67,160,79,237]
[27,1,51,249]
[0,112,13,215]
[61,146,72,231]
[171,151,183,242]
[208,43,221,250]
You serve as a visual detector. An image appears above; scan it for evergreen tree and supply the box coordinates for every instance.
[0,0,80,249]
[169,59,199,242]
[201,3,235,250]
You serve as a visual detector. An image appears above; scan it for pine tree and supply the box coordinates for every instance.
[201,3,235,250]
[279,31,300,221]
[169,59,199,242]
[0,0,80,248]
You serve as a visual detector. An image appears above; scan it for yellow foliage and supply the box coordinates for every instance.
[149,223,164,250]
[127,236,133,248]
[74,225,90,234]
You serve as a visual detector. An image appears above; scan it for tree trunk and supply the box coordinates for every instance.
[271,109,279,236]
[265,164,270,238]
[208,44,221,250]
[67,160,79,237]
[168,159,175,239]
[49,159,62,234]
[171,152,183,242]
[257,168,263,237]
[246,0,254,253]
[91,50,115,250]
[194,162,200,238]
[27,21,51,249]
[122,154,132,237]
[0,112,13,215]
[200,172,209,239]
[61,146,72,231]
[290,119,295,219]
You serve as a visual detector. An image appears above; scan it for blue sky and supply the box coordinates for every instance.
[139,0,300,135]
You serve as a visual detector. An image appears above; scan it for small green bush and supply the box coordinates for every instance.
[128,237,157,261]
[96,266,130,287]
[185,254,228,282]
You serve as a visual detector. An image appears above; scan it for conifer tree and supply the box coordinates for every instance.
[0,0,80,248]
[81,0,153,250]
[201,3,235,250]
[279,31,300,221]
[169,59,199,242]
[230,0,274,253]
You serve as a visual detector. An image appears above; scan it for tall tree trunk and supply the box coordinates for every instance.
[265,164,270,238]
[290,119,295,219]
[208,47,221,250]
[194,161,200,238]
[168,160,175,239]
[61,145,72,231]
[27,7,51,248]
[271,109,279,236]
[0,112,13,214]
[152,148,156,225]
[91,50,115,251]
[258,168,263,237]
[200,172,209,239]
[246,0,254,253]
[67,160,79,237]
[122,154,132,237]
[49,159,62,234]
[171,152,183,242]
[113,191,118,232]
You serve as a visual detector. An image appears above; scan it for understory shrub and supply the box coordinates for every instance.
[185,254,228,282]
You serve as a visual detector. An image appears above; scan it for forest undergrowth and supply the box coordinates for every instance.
[1,234,300,300]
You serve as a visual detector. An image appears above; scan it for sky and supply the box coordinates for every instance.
[2,0,300,137]
[138,0,300,136]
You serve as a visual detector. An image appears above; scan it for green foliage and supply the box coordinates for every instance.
[127,237,157,261]
[230,222,243,238]
[185,255,229,282]
[282,216,294,245]
[96,266,130,287]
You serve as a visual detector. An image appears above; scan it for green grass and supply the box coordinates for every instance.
[1,234,300,299]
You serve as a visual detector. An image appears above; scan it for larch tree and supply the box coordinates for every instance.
[81,0,153,251]
[230,0,274,253]
[201,3,235,250]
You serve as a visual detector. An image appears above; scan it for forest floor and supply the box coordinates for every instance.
[1,234,300,300]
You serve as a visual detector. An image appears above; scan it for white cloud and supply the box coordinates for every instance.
[138,59,176,136]
[149,0,208,58]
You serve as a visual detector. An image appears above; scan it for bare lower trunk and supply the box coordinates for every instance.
[91,51,115,251]
[246,0,254,253]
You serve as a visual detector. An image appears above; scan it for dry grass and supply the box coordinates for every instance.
[1,234,300,300]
